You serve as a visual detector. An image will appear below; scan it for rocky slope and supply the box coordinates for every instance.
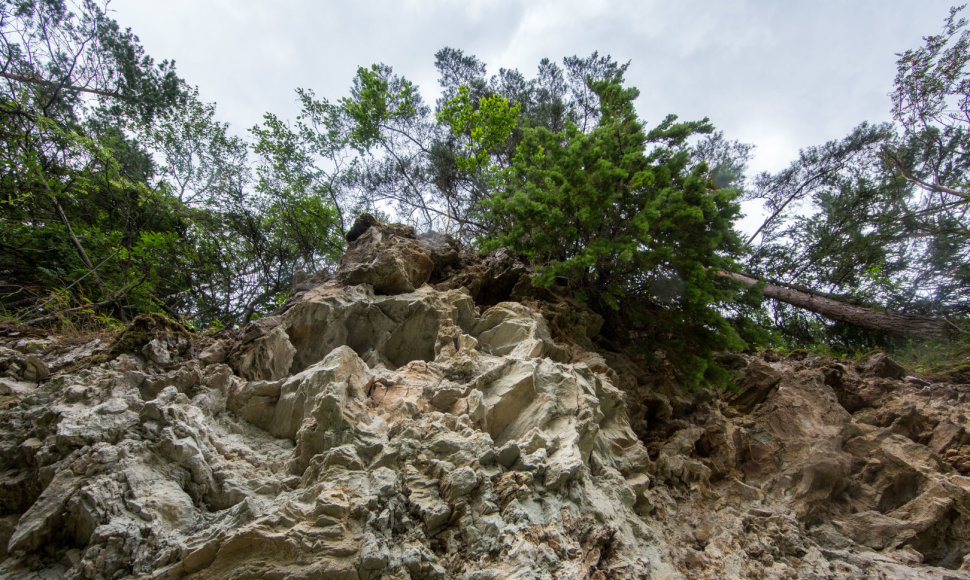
[0,221,968,579]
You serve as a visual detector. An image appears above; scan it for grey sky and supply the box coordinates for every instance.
[111,0,955,177]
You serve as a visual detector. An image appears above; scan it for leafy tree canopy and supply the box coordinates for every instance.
[746,6,970,348]
[459,74,746,385]
[0,0,344,328]
[0,0,755,384]
[8,0,967,386]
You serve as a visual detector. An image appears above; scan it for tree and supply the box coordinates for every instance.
[0,0,191,323]
[0,0,183,124]
[264,50,662,245]
[427,49,652,239]
[889,4,970,203]
[743,7,970,345]
[0,1,348,328]
[471,74,745,385]
[340,64,447,230]
[718,271,953,341]
[250,111,345,272]
[146,88,346,327]
[266,51,750,383]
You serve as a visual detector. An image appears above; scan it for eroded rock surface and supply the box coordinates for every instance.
[336,221,434,295]
[636,352,970,578]
[0,287,669,579]
[1,236,969,579]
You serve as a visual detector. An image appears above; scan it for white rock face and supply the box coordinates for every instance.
[0,282,674,579]
[1,270,969,578]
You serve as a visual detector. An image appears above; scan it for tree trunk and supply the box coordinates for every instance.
[48,193,96,271]
[718,271,952,341]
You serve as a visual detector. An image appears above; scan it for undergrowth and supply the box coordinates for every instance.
[892,337,970,381]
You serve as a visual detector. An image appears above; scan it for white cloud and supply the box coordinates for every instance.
[111,0,956,176]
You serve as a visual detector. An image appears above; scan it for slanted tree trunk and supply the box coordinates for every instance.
[718,271,953,341]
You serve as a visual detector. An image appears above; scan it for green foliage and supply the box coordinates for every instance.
[19,0,938,389]
[478,75,746,386]
[891,4,970,200]
[0,1,345,328]
[341,64,422,150]
[149,87,248,206]
[747,7,970,347]
[1,0,188,325]
[893,327,970,380]
[262,51,754,386]
[437,85,520,175]
[250,111,345,268]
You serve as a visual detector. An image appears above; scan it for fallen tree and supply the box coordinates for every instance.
[718,270,955,341]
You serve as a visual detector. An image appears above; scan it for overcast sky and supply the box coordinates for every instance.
[112,0,955,177]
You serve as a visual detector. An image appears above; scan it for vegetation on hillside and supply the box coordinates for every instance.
[1,0,968,385]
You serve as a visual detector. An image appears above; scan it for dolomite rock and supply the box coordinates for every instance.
[859,352,907,380]
[642,352,970,578]
[434,247,531,306]
[232,324,295,381]
[416,231,464,282]
[1,255,970,578]
[21,356,48,382]
[336,221,434,294]
[0,281,673,579]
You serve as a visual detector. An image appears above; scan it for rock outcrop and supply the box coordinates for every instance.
[637,350,970,578]
[0,223,968,579]
[336,218,434,295]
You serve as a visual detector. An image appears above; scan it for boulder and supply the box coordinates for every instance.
[417,230,464,281]
[860,352,907,380]
[336,221,433,294]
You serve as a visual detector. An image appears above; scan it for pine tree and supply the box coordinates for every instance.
[478,75,745,385]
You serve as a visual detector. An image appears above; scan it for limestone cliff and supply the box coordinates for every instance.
[0,222,968,579]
